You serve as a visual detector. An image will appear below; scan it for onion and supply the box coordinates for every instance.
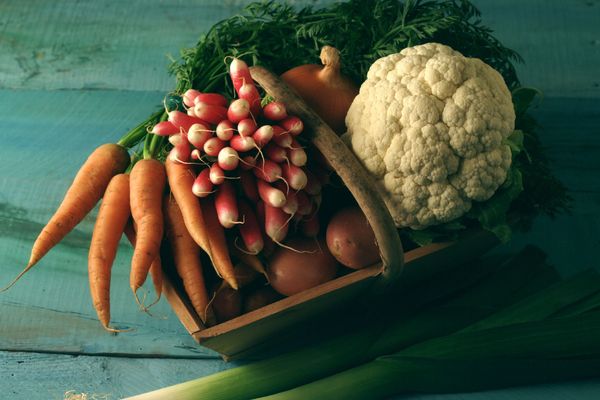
[281,46,359,135]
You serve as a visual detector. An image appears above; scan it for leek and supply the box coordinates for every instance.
[264,311,600,399]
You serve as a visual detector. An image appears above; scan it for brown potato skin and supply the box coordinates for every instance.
[243,286,282,313]
[212,285,243,323]
[267,237,338,296]
[326,207,380,269]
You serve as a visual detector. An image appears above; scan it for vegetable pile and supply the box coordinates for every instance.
[1,0,577,391]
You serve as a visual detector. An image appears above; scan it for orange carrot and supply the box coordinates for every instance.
[165,158,211,253]
[165,158,238,290]
[88,173,131,331]
[129,158,166,300]
[1,143,129,291]
[148,256,164,306]
[164,195,212,323]
[200,197,238,290]
[123,220,163,305]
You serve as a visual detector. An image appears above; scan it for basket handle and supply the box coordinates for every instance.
[250,66,403,285]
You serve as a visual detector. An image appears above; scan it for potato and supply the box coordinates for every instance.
[267,237,339,296]
[243,286,282,313]
[211,283,243,323]
[326,206,380,269]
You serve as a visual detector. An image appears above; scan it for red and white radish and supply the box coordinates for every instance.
[169,132,184,147]
[263,101,287,121]
[239,171,259,202]
[214,181,240,228]
[168,110,207,132]
[183,89,202,108]
[229,58,261,117]
[229,58,253,92]
[169,140,191,163]
[282,191,299,216]
[193,102,228,125]
[203,137,226,157]
[238,82,262,117]
[253,125,274,148]
[288,139,307,166]
[217,147,239,171]
[237,118,257,137]
[216,120,235,141]
[151,120,180,136]
[192,169,213,197]
[209,163,226,186]
[253,159,282,183]
[273,132,293,148]
[264,143,289,164]
[230,134,256,153]
[193,93,228,108]
[282,163,307,190]
[264,203,290,243]
[280,116,304,136]
[257,179,286,208]
[190,149,203,161]
[238,200,264,254]
[227,99,250,123]
[187,123,213,149]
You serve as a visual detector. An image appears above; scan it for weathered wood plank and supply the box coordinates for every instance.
[0,0,243,91]
[528,97,600,193]
[0,0,598,98]
[0,351,233,400]
[0,298,217,359]
[475,0,600,98]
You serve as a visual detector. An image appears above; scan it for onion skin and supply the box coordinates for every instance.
[267,237,339,296]
[326,207,381,269]
[281,46,359,135]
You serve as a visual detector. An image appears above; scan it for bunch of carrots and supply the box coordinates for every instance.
[1,58,323,331]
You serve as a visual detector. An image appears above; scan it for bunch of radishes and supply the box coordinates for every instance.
[150,58,322,255]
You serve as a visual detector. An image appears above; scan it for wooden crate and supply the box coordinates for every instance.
[162,67,499,360]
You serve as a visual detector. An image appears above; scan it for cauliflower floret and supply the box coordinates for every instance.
[344,43,515,229]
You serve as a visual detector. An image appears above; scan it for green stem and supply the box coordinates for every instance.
[142,131,154,160]
[260,292,600,399]
[148,134,166,160]
[262,356,600,400]
[117,110,165,149]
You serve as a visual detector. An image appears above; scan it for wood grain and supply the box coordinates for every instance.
[0,351,231,400]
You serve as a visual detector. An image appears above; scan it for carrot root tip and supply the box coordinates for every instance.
[0,264,35,292]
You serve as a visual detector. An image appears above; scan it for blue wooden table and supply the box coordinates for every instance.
[0,1,598,398]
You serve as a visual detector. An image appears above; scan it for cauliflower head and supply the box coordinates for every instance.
[344,43,515,230]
